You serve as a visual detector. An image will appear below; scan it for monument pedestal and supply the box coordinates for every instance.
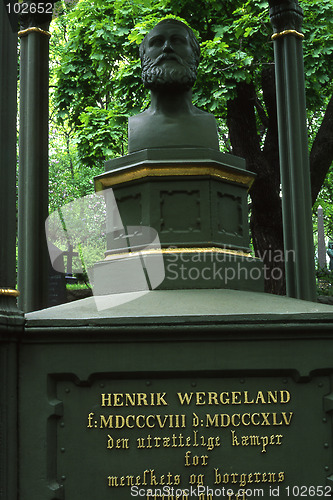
[15,146,333,496]
[14,148,333,500]
[94,148,264,292]
[20,290,333,500]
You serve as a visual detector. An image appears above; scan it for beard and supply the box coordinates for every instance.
[141,53,197,91]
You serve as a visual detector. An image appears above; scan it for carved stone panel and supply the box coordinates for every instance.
[211,181,249,250]
[160,189,201,233]
[114,191,143,227]
[216,192,243,236]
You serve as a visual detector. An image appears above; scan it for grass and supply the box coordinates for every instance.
[66,282,91,290]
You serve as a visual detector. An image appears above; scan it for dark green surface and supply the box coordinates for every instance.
[25,288,333,327]
[17,26,51,312]
[0,8,23,500]
[102,148,247,176]
[20,290,333,500]
[128,113,220,153]
[94,251,265,293]
[0,2,17,292]
[109,177,251,251]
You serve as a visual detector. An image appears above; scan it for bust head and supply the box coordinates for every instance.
[139,19,200,91]
[128,20,219,152]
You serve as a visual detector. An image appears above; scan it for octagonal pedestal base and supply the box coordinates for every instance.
[94,148,264,292]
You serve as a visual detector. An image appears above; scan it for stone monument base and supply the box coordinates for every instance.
[16,289,333,500]
[92,247,264,294]
[94,148,264,293]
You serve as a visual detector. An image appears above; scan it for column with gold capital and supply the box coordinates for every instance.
[268,0,316,301]
[0,3,24,499]
[18,0,57,312]
[0,1,20,312]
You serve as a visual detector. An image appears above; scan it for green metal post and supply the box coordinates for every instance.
[269,0,316,301]
[0,4,23,500]
[17,3,54,312]
[0,2,18,297]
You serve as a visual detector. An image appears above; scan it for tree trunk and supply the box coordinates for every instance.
[227,71,286,295]
[310,94,333,204]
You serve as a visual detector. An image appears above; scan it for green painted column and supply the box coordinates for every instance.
[0,5,23,500]
[269,0,316,301]
[0,2,18,302]
[17,2,55,312]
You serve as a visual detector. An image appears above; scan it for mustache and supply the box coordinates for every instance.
[153,53,185,66]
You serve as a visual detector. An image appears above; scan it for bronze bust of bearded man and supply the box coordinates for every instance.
[128,19,220,153]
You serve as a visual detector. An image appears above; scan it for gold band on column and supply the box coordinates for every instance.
[18,27,51,38]
[271,30,304,41]
[0,288,20,297]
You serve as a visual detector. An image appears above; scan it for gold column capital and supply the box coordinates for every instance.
[18,27,51,38]
[271,29,304,41]
[0,288,20,297]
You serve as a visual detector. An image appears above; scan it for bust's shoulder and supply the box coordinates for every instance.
[129,107,215,122]
[191,106,212,116]
[129,109,151,122]
[128,106,219,153]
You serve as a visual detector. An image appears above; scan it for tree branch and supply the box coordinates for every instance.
[310,93,333,204]
[226,80,261,172]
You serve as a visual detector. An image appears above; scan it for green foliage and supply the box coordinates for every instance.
[49,0,333,255]
[316,268,333,297]
[77,107,127,167]
[303,0,333,109]
[48,122,102,212]
[51,0,333,156]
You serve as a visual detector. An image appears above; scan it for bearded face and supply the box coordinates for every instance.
[141,52,197,91]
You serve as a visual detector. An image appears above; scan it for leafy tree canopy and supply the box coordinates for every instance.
[50,0,333,293]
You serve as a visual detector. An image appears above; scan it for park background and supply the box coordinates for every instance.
[17,0,333,299]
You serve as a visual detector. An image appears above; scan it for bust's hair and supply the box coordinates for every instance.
[139,19,200,67]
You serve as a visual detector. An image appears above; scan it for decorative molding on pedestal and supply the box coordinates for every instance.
[94,148,264,292]
[95,148,254,192]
